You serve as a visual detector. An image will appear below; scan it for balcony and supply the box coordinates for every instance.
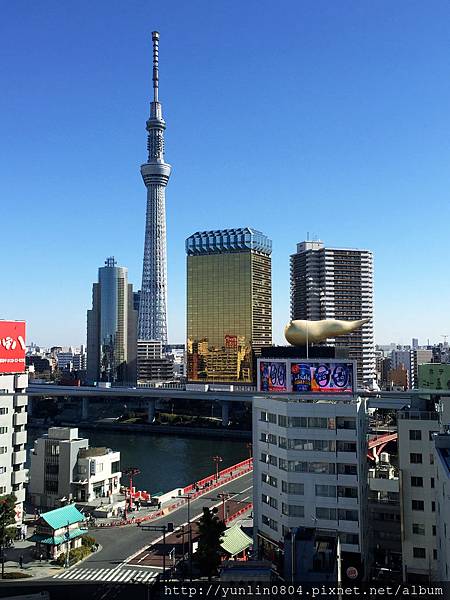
[13,412,27,427]
[12,450,26,465]
[13,395,27,409]
[12,470,26,485]
[13,431,27,446]
[14,488,25,503]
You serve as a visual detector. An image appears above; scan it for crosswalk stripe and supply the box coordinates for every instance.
[53,566,159,583]
[89,568,109,581]
[102,567,123,581]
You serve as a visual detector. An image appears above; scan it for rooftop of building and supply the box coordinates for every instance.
[78,446,118,458]
[39,504,85,530]
[186,227,272,256]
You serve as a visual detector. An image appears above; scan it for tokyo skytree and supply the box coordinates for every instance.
[138,31,171,344]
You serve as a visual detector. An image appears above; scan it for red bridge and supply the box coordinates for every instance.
[367,432,398,461]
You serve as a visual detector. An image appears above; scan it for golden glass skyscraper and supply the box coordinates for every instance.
[186,228,272,384]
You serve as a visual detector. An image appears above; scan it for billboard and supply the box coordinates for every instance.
[291,362,354,393]
[259,361,287,392]
[0,321,26,374]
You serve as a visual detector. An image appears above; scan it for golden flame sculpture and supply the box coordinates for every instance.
[285,318,370,346]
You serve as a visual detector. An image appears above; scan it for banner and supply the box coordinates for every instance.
[0,321,26,374]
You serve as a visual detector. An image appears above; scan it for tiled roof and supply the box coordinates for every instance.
[40,504,85,530]
[220,525,252,557]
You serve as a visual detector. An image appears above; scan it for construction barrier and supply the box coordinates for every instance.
[183,458,253,494]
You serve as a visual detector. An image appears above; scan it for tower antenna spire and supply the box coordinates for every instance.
[152,31,159,102]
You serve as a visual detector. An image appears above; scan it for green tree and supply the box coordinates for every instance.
[194,507,226,580]
[0,494,17,577]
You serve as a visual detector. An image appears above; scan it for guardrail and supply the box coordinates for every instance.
[93,458,253,529]
[225,502,253,525]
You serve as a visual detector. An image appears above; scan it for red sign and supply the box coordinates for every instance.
[346,566,358,579]
[0,321,26,374]
[225,335,238,349]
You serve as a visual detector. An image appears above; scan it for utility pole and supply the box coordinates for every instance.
[139,523,173,580]
[123,467,140,520]
[212,455,223,482]
[64,521,70,568]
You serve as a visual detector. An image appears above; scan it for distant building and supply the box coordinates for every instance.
[387,365,409,390]
[186,228,272,384]
[137,340,173,383]
[410,350,433,388]
[290,240,374,386]
[29,427,121,509]
[419,363,450,390]
[412,338,419,350]
[87,257,137,384]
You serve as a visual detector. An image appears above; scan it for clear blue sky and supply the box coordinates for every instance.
[2,1,450,347]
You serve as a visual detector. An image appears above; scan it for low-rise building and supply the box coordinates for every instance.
[29,504,88,560]
[29,427,121,509]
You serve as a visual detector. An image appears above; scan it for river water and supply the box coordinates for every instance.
[27,428,248,495]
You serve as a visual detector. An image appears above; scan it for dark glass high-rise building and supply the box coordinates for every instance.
[87,257,137,384]
[186,228,272,384]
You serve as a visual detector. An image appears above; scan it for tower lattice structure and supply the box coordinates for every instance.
[138,31,171,345]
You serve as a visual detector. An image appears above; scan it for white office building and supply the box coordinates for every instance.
[0,372,28,523]
[29,427,121,509]
[397,407,440,581]
[253,393,368,578]
[434,432,450,580]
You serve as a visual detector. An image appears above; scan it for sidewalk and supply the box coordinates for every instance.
[0,538,64,581]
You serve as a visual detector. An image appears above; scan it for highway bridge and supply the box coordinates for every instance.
[21,383,450,426]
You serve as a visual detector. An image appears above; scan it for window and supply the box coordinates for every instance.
[338,509,358,522]
[278,436,287,449]
[111,460,120,473]
[412,500,424,511]
[0,467,6,474]
[431,478,435,489]
[279,458,288,471]
[340,533,359,545]
[278,415,287,427]
[282,481,304,495]
[0,486,6,494]
[432,501,436,512]
[433,525,436,536]
[262,494,278,509]
[315,484,336,498]
[282,503,304,517]
[0,427,7,434]
[337,441,357,453]
[337,463,357,475]
[0,447,7,454]
[413,524,425,536]
[288,439,335,451]
[409,430,422,440]
[262,473,278,488]
[413,547,426,559]
[316,507,336,520]
[430,454,434,465]
[288,417,307,428]
[261,515,278,531]
[44,480,58,493]
[308,462,335,474]
[411,476,423,487]
[338,486,358,498]
[261,453,276,466]
[45,464,59,475]
[260,432,277,445]
[0,408,7,415]
[336,417,356,430]
[410,453,422,464]
[433,549,437,561]
[260,411,276,423]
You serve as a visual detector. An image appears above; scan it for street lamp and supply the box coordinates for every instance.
[212,455,223,481]
[139,522,173,580]
[123,467,140,520]
[172,494,193,581]
[246,443,252,459]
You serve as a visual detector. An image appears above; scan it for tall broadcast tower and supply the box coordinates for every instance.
[138,31,171,345]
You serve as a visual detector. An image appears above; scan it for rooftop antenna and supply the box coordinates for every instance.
[152,31,159,102]
[307,231,310,241]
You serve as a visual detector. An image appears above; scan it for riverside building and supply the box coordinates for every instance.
[253,355,368,580]
[186,228,272,385]
[87,257,137,384]
[290,240,375,386]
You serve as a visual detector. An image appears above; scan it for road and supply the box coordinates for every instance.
[50,470,253,582]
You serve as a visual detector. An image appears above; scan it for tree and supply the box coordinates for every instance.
[194,507,226,580]
[0,494,17,578]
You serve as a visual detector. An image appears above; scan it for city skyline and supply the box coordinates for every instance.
[2,1,450,346]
